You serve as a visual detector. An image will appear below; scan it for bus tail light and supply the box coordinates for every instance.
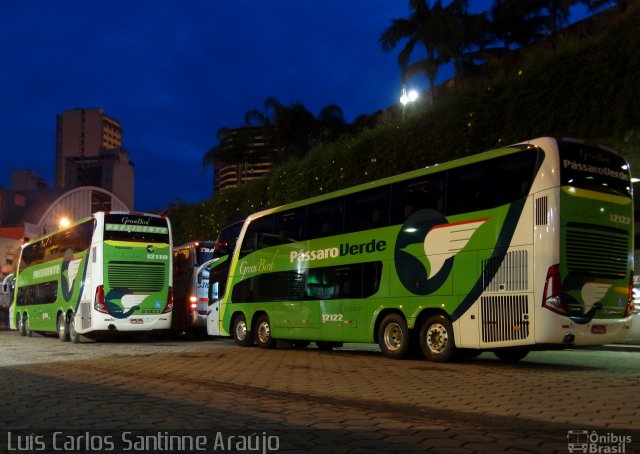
[163,287,174,313]
[94,285,110,314]
[542,264,568,315]
[624,273,635,317]
[189,296,197,311]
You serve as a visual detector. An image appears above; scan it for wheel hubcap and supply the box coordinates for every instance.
[427,323,448,353]
[383,322,403,351]
[235,320,247,341]
[258,322,270,344]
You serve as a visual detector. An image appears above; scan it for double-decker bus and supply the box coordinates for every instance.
[206,137,635,362]
[172,240,215,335]
[9,211,173,342]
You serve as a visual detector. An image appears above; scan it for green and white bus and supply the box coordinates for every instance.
[9,211,173,342]
[206,137,635,361]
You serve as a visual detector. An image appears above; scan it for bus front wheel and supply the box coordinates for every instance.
[57,313,69,342]
[420,314,455,362]
[255,314,276,349]
[232,314,254,347]
[378,313,409,359]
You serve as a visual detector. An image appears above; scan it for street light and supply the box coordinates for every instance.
[400,87,419,106]
[58,217,70,229]
[400,85,419,120]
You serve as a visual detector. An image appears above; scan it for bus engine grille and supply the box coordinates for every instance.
[107,261,166,292]
[481,295,530,343]
[565,224,628,277]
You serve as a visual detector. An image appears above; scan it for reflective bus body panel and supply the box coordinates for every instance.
[10,212,173,336]
[207,137,633,353]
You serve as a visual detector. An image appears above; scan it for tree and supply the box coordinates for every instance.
[380,0,450,104]
[541,0,578,48]
[580,0,627,12]
[317,104,348,143]
[489,0,547,51]
[435,0,496,84]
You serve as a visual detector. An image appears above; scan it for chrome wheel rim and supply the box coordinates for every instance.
[69,316,77,340]
[426,323,448,353]
[257,321,270,344]
[235,319,247,341]
[58,315,66,339]
[383,322,403,352]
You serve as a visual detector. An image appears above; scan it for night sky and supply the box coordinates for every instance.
[1,1,588,211]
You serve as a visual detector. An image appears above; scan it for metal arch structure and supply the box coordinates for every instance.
[35,186,130,236]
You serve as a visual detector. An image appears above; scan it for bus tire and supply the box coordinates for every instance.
[24,315,32,337]
[232,314,254,347]
[420,314,455,362]
[378,313,409,359]
[16,313,24,336]
[255,314,276,349]
[69,314,80,344]
[57,313,70,342]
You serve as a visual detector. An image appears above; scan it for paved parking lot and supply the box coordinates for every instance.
[1,329,639,453]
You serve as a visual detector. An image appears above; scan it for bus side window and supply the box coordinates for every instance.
[306,198,344,240]
[239,215,274,258]
[344,186,390,233]
[447,151,537,215]
[273,208,306,244]
[209,260,230,300]
[391,174,445,224]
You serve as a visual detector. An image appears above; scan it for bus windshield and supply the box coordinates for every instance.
[103,213,170,243]
[196,243,215,265]
[559,140,632,198]
[214,221,244,257]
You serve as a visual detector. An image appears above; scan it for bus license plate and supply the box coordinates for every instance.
[130,318,144,325]
[591,325,606,334]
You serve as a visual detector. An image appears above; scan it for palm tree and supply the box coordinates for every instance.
[317,104,348,143]
[243,97,319,161]
[580,0,627,12]
[380,0,450,104]
[435,0,496,84]
[489,0,547,51]
[542,0,578,48]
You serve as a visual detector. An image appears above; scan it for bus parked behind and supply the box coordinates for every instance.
[10,211,173,342]
[172,240,215,336]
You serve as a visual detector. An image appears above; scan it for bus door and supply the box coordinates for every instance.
[206,256,229,336]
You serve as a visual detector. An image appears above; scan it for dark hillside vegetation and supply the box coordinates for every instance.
[171,3,640,244]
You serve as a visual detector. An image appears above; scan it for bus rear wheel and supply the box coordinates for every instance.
[255,314,276,349]
[420,314,455,362]
[57,313,69,342]
[16,314,24,336]
[232,314,254,347]
[378,313,409,359]
[23,315,32,337]
[69,314,80,344]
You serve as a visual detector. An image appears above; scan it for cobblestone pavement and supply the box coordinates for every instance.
[1,330,639,453]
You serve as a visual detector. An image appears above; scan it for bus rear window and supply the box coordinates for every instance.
[559,141,632,198]
[104,214,170,243]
